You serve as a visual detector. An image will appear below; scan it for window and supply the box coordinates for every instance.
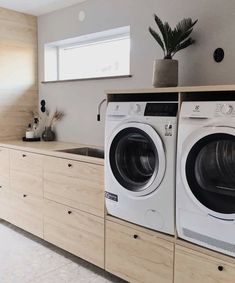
[44,26,130,82]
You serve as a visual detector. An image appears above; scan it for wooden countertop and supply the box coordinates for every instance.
[106,84,235,94]
[0,140,104,165]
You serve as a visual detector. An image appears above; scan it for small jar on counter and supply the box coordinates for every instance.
[25,124,34,139]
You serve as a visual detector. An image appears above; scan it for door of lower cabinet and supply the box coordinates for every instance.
[174,245,235,283]
[44,199,104,268]
[105,220,174,283]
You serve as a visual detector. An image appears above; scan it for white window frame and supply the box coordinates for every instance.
[44,26,131,82]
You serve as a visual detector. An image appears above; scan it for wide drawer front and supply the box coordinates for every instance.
[174,245,235,283]
[10,150,43,197]
[0,189,43,238]
[43,156,104,217]
[44,199,104,268]
[0,147,9,188]
[105,220,174,283]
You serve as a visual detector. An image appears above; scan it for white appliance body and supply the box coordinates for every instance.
[177,101,235,257]
[105,101,178,235]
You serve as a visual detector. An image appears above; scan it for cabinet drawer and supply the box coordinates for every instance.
[0,189,12,221]
[174,245,235,283]
[0,147,9,188]
[44,156,104,217]
[105,220,174,283]
[0,190,43,238]
[10,150,43,197]
[44,199,104,268]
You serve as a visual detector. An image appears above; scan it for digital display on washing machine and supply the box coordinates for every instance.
[144,103,178,116]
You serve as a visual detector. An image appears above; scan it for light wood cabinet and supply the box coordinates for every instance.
[1,145,235,283]
[10,150,43,197]
[43,156,104,217]
[44,199,104,268]
[0,147,105,269]
[0,149,44,238]
[0,189,12,221]
[0,189,43,238]
[105,220,174,283]
[0,147,9,189]
[174,245,235,283]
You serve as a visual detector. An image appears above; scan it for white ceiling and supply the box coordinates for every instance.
[0,0,87,16]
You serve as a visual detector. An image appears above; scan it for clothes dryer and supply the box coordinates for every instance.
[177,101,235,256]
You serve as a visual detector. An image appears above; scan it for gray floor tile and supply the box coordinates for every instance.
[0,221,125,283]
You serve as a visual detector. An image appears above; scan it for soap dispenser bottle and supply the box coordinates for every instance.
[26,124,34,139]
[32,118,39,138]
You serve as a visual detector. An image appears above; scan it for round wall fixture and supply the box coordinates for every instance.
[213,48,224,63]
[78,11,86,22]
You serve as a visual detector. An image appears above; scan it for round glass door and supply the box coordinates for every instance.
[185,133,235,214]
[109,126,163,194]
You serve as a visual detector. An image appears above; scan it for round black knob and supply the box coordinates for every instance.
[68,211,72,215]
[22,154,26,157]
[133,234,138,239]
[218,265,224,271]
[68,164,72,168]
[213,48,224,63]
[23,194,27,198]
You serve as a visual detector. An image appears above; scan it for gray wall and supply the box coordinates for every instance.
[38,0,235,146]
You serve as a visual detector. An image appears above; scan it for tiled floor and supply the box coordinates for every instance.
[0,220,125,283]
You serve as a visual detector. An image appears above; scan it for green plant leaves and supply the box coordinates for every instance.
[149,27,165,53]
[148,14,198,59]
[163,22,173,57]
[173,18,198,47]
[154,14,168,50]
[173,38,195,55]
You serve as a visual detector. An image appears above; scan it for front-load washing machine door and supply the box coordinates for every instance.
[181,126,235,216]
[108,122,166,197]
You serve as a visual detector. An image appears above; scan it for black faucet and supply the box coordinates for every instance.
[97,99,107,121]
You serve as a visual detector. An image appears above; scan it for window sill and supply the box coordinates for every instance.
[41,75,132,84]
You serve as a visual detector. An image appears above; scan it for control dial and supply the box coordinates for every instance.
[132,104,141,113]
[220,104,233,115]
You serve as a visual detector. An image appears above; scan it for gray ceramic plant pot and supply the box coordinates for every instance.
[152,59,178,87]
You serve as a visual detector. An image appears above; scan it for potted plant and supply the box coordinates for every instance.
[42,109,65,141]
[149,14,198,87]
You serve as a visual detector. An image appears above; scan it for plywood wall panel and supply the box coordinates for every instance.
[0,8,38,140]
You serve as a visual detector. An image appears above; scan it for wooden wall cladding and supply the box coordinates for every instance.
[0,8,38,140]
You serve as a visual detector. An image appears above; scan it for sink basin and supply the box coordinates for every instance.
[57,147,104,159]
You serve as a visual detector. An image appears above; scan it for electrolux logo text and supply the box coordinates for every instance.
[193,105,200,112]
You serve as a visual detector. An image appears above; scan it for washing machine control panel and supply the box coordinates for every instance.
[106,102,178,118]
[181,102,235,118]
[131,103,142,114]
[144,103,178,116]
[219,104,234,115]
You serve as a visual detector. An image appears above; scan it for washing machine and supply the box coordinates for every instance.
[177,101,235,257]
[105,101,178,235]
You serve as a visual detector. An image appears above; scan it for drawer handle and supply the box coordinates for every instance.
[68,164,72,168]
[218,265,224,271]
[23,194,27,198]
[68,211,72,215]
[133,234,138,239]
[22,154,26,158]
